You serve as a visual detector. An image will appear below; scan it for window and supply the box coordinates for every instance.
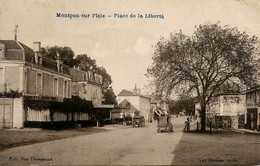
[64,81,68,98]
[0,48,3,58]
[54,78,58,96]
[37,73,42,95]
[38,56,42,65]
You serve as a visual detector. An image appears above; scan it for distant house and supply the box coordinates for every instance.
[70,67,103,106]
[198,93,246,129]
[246,87,260,130]
[0,40,72,128]
[117,86,151,122]
[207,93,246,116]
[69,67,114,123]
[110,99,139,120]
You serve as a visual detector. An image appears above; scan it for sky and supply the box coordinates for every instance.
[1,0,260,96]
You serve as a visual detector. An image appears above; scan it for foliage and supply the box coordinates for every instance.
[74,54,115,104]
[24,97,94,119]
[169,95,196,115]
[74,54,97,71]
[41,46,75,67]
[24,98,53,110]
[147,22,260,131]
[96,67,112,91]
[102,87,117,105]
[0,90,22,98]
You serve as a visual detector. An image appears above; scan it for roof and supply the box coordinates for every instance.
[118,89,151,99]
[118,89,134,96]
[0,40,22,49]
[18,41,34,53]
[118,99,139,113]
[0,40,33,52]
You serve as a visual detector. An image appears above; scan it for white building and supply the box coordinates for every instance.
[117,87,151,122]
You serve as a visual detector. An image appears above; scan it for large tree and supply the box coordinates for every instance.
[42,46,75,67]
[75,54,116,104]
[74,54,97,71]
[148,22,259,131]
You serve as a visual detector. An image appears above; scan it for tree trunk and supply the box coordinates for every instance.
[201,105,206,132]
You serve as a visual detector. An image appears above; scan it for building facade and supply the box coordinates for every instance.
[207,94,246,116]
[70,67,103,106]
[246,87,260,130]
[117,87,151,122]
[0,40,72,128]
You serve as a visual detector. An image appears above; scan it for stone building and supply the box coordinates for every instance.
[0,40,72,128]
[117,86,151,122]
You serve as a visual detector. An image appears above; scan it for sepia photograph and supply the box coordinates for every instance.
[0,0,260,165]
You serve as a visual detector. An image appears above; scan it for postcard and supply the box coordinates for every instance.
[0,0,259,165]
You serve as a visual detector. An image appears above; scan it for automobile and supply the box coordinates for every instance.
[157,116,173,132]
[132,115,145,128]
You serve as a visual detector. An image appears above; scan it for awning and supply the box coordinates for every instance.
[155,110,160,115]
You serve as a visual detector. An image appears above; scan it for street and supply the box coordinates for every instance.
[0,117,184,165]
[0,116,259,165]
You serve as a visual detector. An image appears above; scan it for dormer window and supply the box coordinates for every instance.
[0,44,5,59]
[0,48,3,58]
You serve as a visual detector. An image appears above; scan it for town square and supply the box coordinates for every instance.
[0,0,260,165]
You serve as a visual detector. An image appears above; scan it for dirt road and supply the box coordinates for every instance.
[0,117,185,165]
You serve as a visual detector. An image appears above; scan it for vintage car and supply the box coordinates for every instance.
[132,115,145,128]
[157,116,173,132]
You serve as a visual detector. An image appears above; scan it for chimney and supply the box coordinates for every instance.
[133,84,141,95]
[56,52,63,72]
[33,42,42,64]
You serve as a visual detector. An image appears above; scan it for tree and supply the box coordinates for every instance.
[96,67,112,92]
[74,54,97,71]
[169,95,196,115]
[41,46,75,67]
[103,87,117,105]
[148,22,259,131]
[75,54,116,104]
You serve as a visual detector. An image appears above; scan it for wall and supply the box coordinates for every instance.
[13,98,23,128]
[139,97,151,121]
[25,67,71,99]
[208,95,246,116]
[5,66,20,91]
[0,98,23,128]
[72,82,102,106]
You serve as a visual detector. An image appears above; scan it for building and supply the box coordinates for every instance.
[70,67,114,125]
[110,99,139,120]
[117,87,151,122]
[0,40,72,128]
[70,67,103,106]
[195,93,246,129]
[246,87,260,130]
[207,93,246,116]
[150,99,169,121]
